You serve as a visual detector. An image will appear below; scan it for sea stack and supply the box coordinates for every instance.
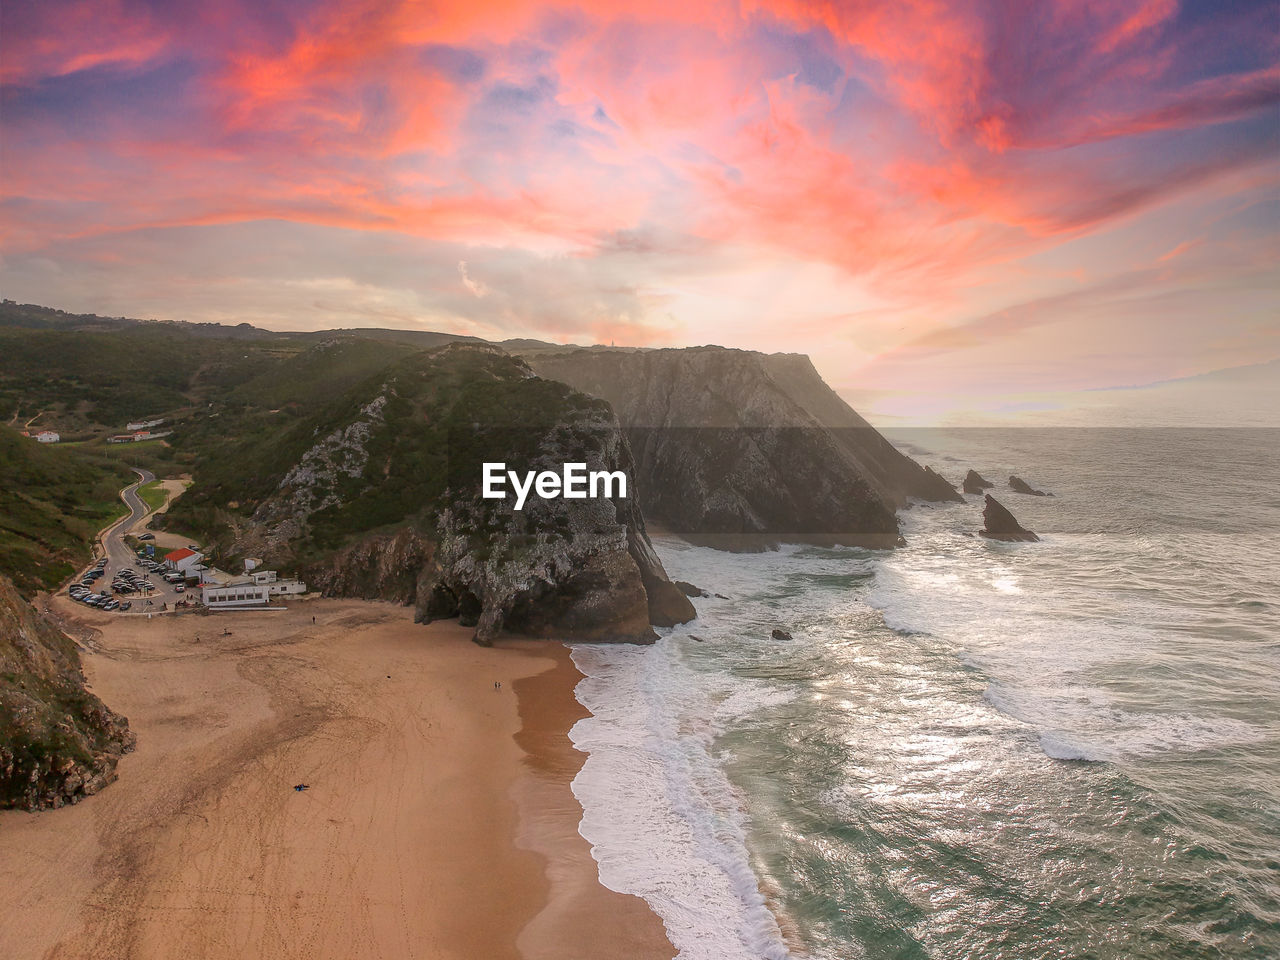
[980,495,1040,542]
[963,469,994,494]
[1009,475,1050,496]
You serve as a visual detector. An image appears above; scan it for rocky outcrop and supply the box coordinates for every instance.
[963,469,994,494]
[305,527,434,604]
[771,628,793,641]
[0,575,134,810]
[1009,475,1050,496]
[979,495,1040,542]
[253,345,693,645]
[525,346,961,550]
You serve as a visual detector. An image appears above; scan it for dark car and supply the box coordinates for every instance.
[138,533,155,541]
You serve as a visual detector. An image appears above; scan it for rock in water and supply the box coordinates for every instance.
[963,469,994,494]
[771,628,793,641]
[674,580,706,598]
[980,495,1040,542]
[1009,475,1050,496]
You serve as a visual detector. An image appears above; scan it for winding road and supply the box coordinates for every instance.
[80,469,190,610]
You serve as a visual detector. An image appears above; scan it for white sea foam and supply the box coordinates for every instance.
[569,636,793,960]
[873,503,1273,763]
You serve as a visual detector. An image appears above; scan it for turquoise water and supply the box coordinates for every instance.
[570,429,1280,959]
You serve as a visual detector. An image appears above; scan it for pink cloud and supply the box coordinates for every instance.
[1,0,1275,391]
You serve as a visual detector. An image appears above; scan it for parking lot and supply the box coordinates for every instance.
[67,469,198,614]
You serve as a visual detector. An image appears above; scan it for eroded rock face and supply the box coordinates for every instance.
[980,495,1040,542]
[963,469,995,494]
[525,346,962,550]
[1009,475,1050,496]
[306,527,434,604]
[263,345,694,645]
[0,575,135,810]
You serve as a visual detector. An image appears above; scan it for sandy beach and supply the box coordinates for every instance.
[0,598,673,960]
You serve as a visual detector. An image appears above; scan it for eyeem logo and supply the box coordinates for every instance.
[482,462,627,511]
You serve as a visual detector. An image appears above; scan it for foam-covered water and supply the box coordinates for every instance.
[569,429,1280,959]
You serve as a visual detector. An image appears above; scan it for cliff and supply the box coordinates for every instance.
[226,344,692,644]
[0,575,135,809]
[525,347,960,549]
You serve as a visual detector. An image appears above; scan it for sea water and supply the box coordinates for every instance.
[568,429,1280,959]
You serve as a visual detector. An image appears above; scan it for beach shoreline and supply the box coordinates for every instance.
[513,645,675,960]
[0,597,673,959]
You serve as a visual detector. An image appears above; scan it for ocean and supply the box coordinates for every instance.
[567,429,1280,960]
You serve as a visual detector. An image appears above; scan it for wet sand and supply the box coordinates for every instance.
[0,598,674,959]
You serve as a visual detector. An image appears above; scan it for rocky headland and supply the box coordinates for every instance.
[526,346,961,549]
[202,344,693,644]
[0,574,134,809]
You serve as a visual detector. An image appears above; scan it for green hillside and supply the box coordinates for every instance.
[230,337,418,409]
[166,344,609,562]
[0,428,136,596]
[0,324,303,431]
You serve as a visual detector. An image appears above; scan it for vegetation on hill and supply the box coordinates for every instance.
[136,480,169,513]
[165,344,605,562]
[0,572,134,809]
[0,428,136,596]
[229,337,417,409]
[0,324,302,430]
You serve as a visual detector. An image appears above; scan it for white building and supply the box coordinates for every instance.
[201,574,305,607]
[127,418,165,431]
[201,580,271,607]
[34,430,60,443]
[268,576,307,597]
[239,560,306,596]
[163,547,204,575]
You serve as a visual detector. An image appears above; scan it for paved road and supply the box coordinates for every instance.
[71,469,192,612]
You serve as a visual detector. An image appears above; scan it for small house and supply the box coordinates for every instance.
[163,547,204,575]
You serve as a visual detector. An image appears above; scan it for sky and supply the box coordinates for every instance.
[1,0,1277,422]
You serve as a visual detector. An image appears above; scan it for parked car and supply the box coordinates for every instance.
[138,533,155,541]
[174,584,185,593]
[119,601,132,611]
[104,600,120,611]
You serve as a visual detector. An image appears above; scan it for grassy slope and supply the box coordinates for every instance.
[0,324,302,430]
[137,480,169,512]
[0,317,597,579]
[0,427,136,596]
[166,345,605,564]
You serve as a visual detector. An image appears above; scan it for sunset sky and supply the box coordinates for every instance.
[2,0,1277,420]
